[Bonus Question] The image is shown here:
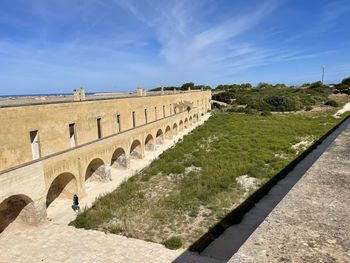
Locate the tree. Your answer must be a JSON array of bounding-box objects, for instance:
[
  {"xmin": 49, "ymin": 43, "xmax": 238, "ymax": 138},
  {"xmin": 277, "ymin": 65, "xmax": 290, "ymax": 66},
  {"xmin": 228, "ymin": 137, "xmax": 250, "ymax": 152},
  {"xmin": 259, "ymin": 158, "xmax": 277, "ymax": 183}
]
[
  {"xmin": 341, "ymin": 76, "xmax": 350, "ymax": 86},
  {"xmin": 180, "ymin": 82, "xmax": 195, "ymax": 90}
]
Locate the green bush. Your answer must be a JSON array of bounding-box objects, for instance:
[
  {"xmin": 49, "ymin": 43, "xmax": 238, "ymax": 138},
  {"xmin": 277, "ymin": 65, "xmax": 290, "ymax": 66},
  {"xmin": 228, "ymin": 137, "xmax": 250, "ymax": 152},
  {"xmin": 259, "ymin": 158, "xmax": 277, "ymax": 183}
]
[
  {"xmin": 212, "ymin": 92, "xmax": 235, "ymax": 103},
  {"xmin": 261, "ymin": 111, "xmax": 272, "ymax": 116},
  {"xmin": 71, "ymin": 213, "xmax": 96, "ymax": 229},
  {"xmin": 264, "ymin": 96, "xmax": 297, "ymax": 111},
  {"xmin": 109, "ymin": 225, "xmax": 124, "ymax": 234},
  {"xmin": 325, "ymin": 100, "xmax": 338, "ymax": 107},
  {"xmin": 163, "ymin": 236, "xmax": 183, "ymax": 250}
]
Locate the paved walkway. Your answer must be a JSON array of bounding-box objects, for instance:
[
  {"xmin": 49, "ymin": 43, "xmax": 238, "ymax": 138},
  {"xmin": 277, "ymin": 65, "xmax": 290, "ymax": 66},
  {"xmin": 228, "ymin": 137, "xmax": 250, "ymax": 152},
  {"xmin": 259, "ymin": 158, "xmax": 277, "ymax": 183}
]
[
  {"xmin": 0, "ymin": 113, "xmax": 222, "ymax": 263},
  {"xmin": 229, "ymin": 122, "xmax": 350, "ymax": 263},
  {"xmin": 0, "ymin": 224, "xmax": 221, "ymax": 263}
]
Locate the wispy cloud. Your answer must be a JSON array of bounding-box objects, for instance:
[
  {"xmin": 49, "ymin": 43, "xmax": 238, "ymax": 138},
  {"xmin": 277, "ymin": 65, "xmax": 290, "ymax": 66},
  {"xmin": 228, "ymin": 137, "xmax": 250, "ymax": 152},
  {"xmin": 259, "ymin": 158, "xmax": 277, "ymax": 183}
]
[{"xmin": 0, "ymin": 0, "xmax": 349, "ymax": 94}]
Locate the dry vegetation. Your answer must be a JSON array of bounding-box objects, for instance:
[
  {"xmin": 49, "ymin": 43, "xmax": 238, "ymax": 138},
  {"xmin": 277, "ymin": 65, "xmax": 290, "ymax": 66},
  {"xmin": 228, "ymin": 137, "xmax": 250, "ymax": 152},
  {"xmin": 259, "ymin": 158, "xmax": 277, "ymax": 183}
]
[{"xmin": 72, "ymin": 103, "xmax": 349, "ymax": 248}]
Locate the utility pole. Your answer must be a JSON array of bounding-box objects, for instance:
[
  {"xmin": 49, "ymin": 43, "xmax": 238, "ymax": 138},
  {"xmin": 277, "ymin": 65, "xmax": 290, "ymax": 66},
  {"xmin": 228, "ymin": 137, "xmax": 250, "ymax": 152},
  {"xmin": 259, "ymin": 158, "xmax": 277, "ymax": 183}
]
[{"xmin": 321, "ymin": 65, "xmax": 325, "ymax": 84}]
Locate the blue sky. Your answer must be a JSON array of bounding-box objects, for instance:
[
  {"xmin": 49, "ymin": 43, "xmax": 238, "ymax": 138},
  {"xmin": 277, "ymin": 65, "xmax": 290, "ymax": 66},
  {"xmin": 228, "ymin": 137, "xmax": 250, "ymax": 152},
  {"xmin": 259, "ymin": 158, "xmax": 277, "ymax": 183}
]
[{"xmin": 0, "ymin": 0, "xmax": 349, "ymax": 95}]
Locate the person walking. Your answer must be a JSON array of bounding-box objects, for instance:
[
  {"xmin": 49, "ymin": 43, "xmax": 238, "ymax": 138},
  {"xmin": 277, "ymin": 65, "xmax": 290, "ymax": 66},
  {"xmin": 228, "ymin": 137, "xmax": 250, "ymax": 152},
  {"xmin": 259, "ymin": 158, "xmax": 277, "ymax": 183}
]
[{"xmin": 73, "ymin": 194, "xmax": 79, "ymax": 212}]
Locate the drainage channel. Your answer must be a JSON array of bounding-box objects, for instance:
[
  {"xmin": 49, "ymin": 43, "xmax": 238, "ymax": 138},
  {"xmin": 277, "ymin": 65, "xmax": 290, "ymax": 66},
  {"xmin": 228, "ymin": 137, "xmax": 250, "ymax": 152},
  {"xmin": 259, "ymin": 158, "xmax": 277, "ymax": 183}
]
[{"xmin": 200, "ymin": 117, "xmax": 350, "ymax": 261}]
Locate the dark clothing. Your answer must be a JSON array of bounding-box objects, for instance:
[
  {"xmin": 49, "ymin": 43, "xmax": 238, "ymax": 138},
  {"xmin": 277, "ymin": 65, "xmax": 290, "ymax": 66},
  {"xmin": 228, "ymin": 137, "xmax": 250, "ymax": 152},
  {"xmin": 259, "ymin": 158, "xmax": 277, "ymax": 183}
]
[
  {"xmin": 73, "ymin": 195, "xmax": 79, "ymax": 206},
  {"xmin": 73, "ymin": 194, "xmax": 79, "ymax": 212}
]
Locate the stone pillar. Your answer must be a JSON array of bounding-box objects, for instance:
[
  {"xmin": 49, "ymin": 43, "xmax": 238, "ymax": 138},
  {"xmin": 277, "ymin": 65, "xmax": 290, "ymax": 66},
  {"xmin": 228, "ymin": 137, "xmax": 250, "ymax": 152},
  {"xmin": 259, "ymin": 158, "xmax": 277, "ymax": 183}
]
[
  {"xmin": 188, "ymin": 87, "xmax": 191, "ymax": 92},
  {"xmin": 143, "ymin": 89, "xmax": 147, "ymax": 96},
  {"xmin": 125, "ymin": 154, "xmax": 131, "ymax": 169},
  {"xmin": 79, "ymin": 87, "xmax": 86, "ymax": 101},
  {"xmin": 161, "ymin": 87, "xmax": 164, "ymax": 95},
  {"xmin": 137, "ymin": 87, "xmax": 143, "ymax": 96},
  {"xmin": 73, "ymin": 89, "xmax": 80, "ymax": 101},
  {"xmin": 173, "ymin": 88, "xmax": 176, "ymax": 94},
  {"xmin": 17, "ymin": 198, "xmax": 47, "ymax": 227},
  {"xmin": 33, "ymin": 199, "xmax": 47, "ymax": 225}
]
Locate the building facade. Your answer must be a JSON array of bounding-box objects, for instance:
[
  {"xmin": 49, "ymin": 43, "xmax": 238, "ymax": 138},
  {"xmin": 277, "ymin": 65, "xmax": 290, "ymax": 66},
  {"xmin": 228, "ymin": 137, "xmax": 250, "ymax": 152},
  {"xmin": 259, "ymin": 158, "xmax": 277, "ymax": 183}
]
[{"xmin": 0, "ymin": 90, "xmax": 211, "ymax": 232}]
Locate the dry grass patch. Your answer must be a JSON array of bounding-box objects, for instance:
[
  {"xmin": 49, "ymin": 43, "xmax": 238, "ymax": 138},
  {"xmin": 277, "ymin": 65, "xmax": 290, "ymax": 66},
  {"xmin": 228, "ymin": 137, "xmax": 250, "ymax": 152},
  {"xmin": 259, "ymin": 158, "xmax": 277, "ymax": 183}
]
[{"xmin": 72, "ymin": 109, "xmax": 347, "ymax": 247}]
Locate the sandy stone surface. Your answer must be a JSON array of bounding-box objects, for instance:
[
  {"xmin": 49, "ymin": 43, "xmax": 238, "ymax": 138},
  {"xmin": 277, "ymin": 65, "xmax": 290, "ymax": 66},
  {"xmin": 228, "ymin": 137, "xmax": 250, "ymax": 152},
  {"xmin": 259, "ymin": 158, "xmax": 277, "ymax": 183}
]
[
  {"xmin": 0, "ymin": 113, "xmax": 222, "ymax": 263},
  {"xmin": 229, "ymin": 123, "xmax": 350, "ymax": 263},
  {"xmin": 0, "ymin": 224, "xmax": 222, "ymax": 263}
]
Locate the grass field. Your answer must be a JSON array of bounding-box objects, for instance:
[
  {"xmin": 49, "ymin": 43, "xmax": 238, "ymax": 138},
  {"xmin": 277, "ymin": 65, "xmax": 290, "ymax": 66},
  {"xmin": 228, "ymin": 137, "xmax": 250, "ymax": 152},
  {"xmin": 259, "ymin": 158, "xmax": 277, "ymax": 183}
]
[{"xmin": 72, "ymin": 108, "xmax": 347, "ymax": 248}]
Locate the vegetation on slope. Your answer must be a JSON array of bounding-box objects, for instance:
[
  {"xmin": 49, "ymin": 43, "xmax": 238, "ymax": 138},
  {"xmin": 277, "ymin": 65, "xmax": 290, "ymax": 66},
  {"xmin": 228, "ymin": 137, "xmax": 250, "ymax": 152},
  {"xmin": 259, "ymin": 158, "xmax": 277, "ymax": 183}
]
[
  {"xmin": 71, "ymin": 106, "xmax": 348, "ymax": 247},
  {"xmin": 212, "ymin": 84, "xmax": 335, "ymax": 112}
]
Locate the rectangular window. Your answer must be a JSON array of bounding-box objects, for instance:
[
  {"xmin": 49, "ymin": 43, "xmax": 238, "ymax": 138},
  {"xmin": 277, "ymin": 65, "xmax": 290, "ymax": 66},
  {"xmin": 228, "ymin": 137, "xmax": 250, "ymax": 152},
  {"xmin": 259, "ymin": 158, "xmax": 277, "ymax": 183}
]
[
  {"xmin": 155, "ymin": 106, "xmax": 157, "ymax": 120},
  {"xmin": 30, "ymin": 130, "xmax": 41, "ymax": 160},
  {"xmin": 69, "ymin": 123, "xmax": 76, "ymax": 147},
  {"xmin": 163, "ymin": 105, "xmax": 165, "ymax": 118},
  {"xmin": 97, "ymin": 118, "xmax": 102, "ymax": 139},
  {"xmin": 144, "ymin": 109, "xmax": 148, "ymax": 124},
  {"xmin": 116, "ymin": 114, "xmax": 121, "ymax": 132},
  {"xmin": 132, "ymin": 111, "xmax": 136, "ymax": 128}
]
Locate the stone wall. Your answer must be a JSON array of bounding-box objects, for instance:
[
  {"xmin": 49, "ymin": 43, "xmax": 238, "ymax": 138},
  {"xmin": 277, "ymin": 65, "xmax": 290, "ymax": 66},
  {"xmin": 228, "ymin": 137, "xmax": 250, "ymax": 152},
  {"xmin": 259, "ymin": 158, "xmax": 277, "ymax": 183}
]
[{"xmin": 0, "ymin": 90, "xmax": 211, "ymax": 171}]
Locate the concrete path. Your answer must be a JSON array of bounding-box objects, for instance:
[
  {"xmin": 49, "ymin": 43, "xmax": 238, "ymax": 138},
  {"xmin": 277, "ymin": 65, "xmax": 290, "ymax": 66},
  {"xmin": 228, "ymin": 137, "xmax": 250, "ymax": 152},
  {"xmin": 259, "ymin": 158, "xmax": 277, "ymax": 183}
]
[
  {"xmin": 211, "ymin": 100, "xmax": 227, "ymax": 106},
  {"xmin": 0, "ymin": 223, "xmax": 222, "ymax": 263},
  {"xmin": 334, "ymin": 101, "xmax": 350, "ymax": 118},
  {"xmin": 228, "ymin": 122, "xmax": 350, "ymax": 262}
]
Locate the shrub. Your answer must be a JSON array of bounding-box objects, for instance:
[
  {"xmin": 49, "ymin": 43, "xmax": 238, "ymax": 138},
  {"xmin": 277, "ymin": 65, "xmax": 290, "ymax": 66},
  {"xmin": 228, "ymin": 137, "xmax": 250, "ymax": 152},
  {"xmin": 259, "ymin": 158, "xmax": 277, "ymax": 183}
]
[
  {"xmin": 305, "ymin": 105, "xmax": 313, "ymax": 111},
  {"xmin": 109, "ymin": 225, "xmax": 124, "ymax": 234},
  {"xmin": 71, "ymin": 213, "xmax": 95, "ymax": 229},
  {"xmin": 261, "ymin": 111, "xmax": 272, "ymax": 116},
  {"xmin": 244, "ymin": 108, "xmax": 258, "ymax": 115},
  {"xmin": 212, "ymin": 92, "xmax": 235, "ymax": 104},
  {"xmin": 264, "ymin": 96, "xmax": 297, "ymax": 111},
  {"xmin": 163, "ymin": 236, "xmax": 183, "ymax": 250},
  {"xmin": 325, "ymin": 100, "xmax": 338, "ymax": 107}
]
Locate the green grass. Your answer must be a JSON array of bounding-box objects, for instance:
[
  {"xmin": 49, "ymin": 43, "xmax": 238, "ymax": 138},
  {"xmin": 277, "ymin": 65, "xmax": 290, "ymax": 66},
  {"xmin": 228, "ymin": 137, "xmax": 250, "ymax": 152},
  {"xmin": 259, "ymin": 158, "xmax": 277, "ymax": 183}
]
[{"xmin": 71, "ymin": 108, "xmax": 347, "ymax": 246}]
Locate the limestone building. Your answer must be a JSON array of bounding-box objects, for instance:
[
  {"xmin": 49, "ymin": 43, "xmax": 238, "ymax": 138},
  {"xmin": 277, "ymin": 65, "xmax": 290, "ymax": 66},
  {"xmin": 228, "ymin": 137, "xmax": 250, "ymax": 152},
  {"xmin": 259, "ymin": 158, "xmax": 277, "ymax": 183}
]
[{"xmin": 0, "ymin": 89, "xmax": 211, "ymax": 233}]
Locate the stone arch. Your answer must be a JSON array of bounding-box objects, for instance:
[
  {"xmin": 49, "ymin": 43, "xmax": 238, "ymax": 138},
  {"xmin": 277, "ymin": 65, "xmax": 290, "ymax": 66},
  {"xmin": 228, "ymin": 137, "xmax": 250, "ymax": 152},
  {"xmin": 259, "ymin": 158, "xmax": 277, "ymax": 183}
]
[
  {"xmin": 165, "ymin": 125, "xmax": 172, "ymax": 139},
  {"xmin": 145, "ymin": 134, "xmax": 155, "ymax": 151},
  {"xmin": 46, "ymin": 172, "xmax": 77, "ymax": 208},
  {"xmin": 0, "ymin": 194, "xmax": 38, "ymax": 233},
  {"xmin": 184, "ymin": 118, "xmax": 189, "ymax": 128},
  {"xmin": 85, "ymin": 158, "xmax": 110, "ymax": 183},
  {"xmin": 156, "ymin": 129, "xmax": 164, "ymax": 144},
  {"xmin": 173, "ymin": 123, "xmax": 178, "ymax": 135},
  {"xmin": 130, "ymin": 139, "xmax": 142, "ymax": 159},
  {"xmin": 111, "ymin": 147, "xmax": 127, "ymax": 169},
  {"xmin": 189, "ymin": 116, "xmax": 193, "ymax": 126},
  {"xmin": 179, "ymin": 120, "xmax": 184, "ymax": 131},
  {"xmin": 193, "ymin": 114, "xmax": 196, "ymax": 123}
]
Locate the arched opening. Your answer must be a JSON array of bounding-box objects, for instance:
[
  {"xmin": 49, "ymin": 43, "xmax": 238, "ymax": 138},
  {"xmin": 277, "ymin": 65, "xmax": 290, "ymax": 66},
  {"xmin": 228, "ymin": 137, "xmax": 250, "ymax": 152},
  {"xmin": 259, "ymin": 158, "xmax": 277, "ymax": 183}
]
[
  {"xmin": 156, "ymin": 129, "xmax": 164, "ymax": 144},
  {"xmin": 85, "ymin": 158, "xmax": 108, "ymax": 182},
  {"xmin": 179, "ymin": 120, "xmax": 184, "ymax": 131},
  {"xmin": 184, "ymin": 118, "xmax": 189, "ymax": 129},
  {"xmin": 111, "ymin": 147, "xmax": 127, "ymax": 169},
  {"xmin": 145, "ymin": 134, "xmax": 154, "ymax": 151},
  {"xmin": 165, "ymin": 126, "xmax": 172, "ymax": 139},
  {"xmin": 130, "ymin": 140, "xmax": 142, "ymax": 159},
  {"xmin": 0, "ymin": 194, "xmax": 37, "ymax": 233},
  {"xmin": 189, "ymin": 116, "xmax": 193, "ymax": 126},
  {"xmin": 46, "ymin": 173, "xmax": 77, "ymax": 208},
  {"xmin": 196, "ymin": 114, "xmax": 199, "ymax": 121},
  {"xmin": 193, "ymin": 115, "xmax": 196, "ymax": 123},
  {"xmin": 173, "ymin": 123, "xmax": 178, "ymax": 135}
]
